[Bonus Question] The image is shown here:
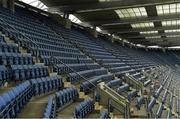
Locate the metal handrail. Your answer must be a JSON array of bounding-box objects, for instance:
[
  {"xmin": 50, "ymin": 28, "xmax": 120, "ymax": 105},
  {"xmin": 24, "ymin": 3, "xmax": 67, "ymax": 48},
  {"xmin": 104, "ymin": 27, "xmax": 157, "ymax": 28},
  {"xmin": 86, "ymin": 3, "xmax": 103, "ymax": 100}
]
[
  {"xmin": 0, "ymin": 17, "xmax": 39, "ymax": 57},
  {"xmin": 50, "ymin": 56, "xmax": 97, "ymax": 91}
]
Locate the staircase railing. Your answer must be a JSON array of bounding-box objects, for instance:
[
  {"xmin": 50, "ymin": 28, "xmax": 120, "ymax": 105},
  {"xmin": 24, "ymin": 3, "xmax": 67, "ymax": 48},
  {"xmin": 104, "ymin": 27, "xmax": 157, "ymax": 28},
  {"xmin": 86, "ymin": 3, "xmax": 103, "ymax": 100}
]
[
  {"xmin": 0, "ymin": 17, "xmax": 39, "ymax": 59},
  {"xmin": 97, "ymin": 82, "xmax": 130, "ymax": 118}
]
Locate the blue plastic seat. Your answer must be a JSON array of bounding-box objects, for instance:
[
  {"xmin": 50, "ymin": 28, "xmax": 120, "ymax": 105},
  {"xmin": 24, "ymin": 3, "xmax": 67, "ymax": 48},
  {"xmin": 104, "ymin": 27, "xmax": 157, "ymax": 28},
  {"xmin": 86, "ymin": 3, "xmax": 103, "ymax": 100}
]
[{"xmin": 74, "ymin": 98, "xmax": 94, "ymax": 118}]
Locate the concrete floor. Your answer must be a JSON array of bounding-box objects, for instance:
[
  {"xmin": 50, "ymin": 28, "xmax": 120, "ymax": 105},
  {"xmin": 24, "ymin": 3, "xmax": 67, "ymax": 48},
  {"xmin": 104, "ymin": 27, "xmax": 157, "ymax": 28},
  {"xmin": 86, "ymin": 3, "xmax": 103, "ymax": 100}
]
[
  {"xmin": 58, "ymin": 101, "xmax": 81, "ymax": 119},
  {"xmin": 0, "ymin": 82, "xmax": 19, "ymax": 95},
  {"xmin": 18, "ymin": 91, "xmax": 55, "ymax": 118},
  {"xmin": 87, "ymin": 110, "xmax": 100, "ymax": 118}
]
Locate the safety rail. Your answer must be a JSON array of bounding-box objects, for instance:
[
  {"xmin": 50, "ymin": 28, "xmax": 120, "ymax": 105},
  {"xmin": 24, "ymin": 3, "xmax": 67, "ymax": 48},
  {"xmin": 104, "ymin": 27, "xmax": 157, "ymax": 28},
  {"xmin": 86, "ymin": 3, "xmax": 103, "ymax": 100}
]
[
  {"xmin": 0, "ymin": 17, "xmax": 39, "ymax": 58},
  {"xmin": 39, "ymin": 22, "xmax": 98, "ymax": 93},
  {"xmin": 97, "ymin": 82, "xmax": 130, "ymax": 118}
]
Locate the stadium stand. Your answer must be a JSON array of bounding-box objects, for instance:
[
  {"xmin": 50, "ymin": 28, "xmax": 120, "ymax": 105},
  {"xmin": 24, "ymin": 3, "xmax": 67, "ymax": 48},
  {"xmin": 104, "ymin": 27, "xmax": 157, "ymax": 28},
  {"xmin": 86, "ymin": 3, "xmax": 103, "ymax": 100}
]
[{"xmin": 0, "ymin": 0, "xmax": 180, "ymax": 118}]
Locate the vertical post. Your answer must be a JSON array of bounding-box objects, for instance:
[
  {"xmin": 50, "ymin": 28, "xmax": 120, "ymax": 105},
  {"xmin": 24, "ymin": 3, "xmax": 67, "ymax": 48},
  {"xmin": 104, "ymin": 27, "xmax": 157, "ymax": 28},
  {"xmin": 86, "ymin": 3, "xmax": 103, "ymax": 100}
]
[
  {"xmin": 122, "ymin": 39, "xmax": 125, "ymax": 46},
  {"xmin": 63, "ymin": 13, "xmax": 69, "ymax": 19},
  {"xmin": 1, "ymin": 0, "xmax": 14, "ymax": 12},
  {"xmin": 110, "ymin": 34, "xmax": 114, "ymax": 43},
  {"xmin": 93, "ymin": 26, "xmax": 98, "ymax": 38},
  {"xmin": 162, "ymin": 47, "xmax": 166, "ymax": 53}
]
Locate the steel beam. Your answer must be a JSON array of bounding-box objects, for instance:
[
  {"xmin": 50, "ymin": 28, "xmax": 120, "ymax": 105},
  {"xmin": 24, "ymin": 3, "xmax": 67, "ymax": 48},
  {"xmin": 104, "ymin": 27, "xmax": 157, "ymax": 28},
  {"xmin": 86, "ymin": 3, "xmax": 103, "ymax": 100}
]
[
  {"xmin": 106, "ymin": 26, "xmax": 180, "ymax": 33},
  {"xmin": 47, "ymin": 0, "xmax": 180, "ymax": 13},
  {"xmin": 126, "ymin": 32, "xmax": 180, "ymax": 39},
  {"xmin": 85, "ymin": 15, "xmax": 180, "ymax": 26}
]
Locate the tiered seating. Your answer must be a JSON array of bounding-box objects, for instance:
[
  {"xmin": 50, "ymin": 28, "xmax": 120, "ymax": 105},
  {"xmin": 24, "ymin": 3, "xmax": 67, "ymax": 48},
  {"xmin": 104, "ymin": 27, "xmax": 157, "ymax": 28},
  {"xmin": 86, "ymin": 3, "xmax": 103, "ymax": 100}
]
[
  {"xmin": 67, "ymin": 68, "xmax": 107, "ymax": 83},
  {"xmin": 0, "ymin": 4, "xmax": 179, "ymax": 119},
  {"xmin": 55, "ymin": 63, "xmax": 100, "ymax": 74},
  {"xmin": 56, "ymin": 87, "xmax": 79, "ymax": 109},
  {"xmin": 30, "ymin": 76, "xmax": 63, "ymax": 95},
  {"xmin": 80, "ymin": 74, "xmax": 114, "ymax": 93},
  {"xmin": 43, "ymin": 96, "xmax": 57, "ymax": 118},
  {"xmin": 74, "ymin": 98, "xmax": 94, "ymax": 118},
  {"xmin": 0, "ymin": 34, "xmax": 41, "ymax": 84},
  {"xmin": 0, "ymin": 81, "xmax": 33, "ymax": 118},
  {"xmin": 41, "ymin": 56, "xmax": 93, "ymax": 65},
  {"xmin": 11, "ymin": 64, "xmax": 48, "ymax": 81},
  {"xmin": 51, "ymin": 26, "xmax": 154, "ymax": 86}
]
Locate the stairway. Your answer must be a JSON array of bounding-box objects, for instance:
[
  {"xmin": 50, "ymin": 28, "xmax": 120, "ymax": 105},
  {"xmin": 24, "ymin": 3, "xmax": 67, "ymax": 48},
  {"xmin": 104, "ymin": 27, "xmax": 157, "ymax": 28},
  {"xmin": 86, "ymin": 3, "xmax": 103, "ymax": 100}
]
[{"xmin": 18, "ymin": 91, "xmax": 55, "ymax": 118}]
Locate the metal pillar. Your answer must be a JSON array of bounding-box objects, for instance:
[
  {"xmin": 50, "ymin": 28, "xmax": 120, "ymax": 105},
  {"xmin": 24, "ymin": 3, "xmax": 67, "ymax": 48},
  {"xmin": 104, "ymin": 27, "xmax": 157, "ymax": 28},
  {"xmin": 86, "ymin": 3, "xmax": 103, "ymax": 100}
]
[{"xmin": 1, "ymin": 0, "xmax": 14, "ymax": 12}]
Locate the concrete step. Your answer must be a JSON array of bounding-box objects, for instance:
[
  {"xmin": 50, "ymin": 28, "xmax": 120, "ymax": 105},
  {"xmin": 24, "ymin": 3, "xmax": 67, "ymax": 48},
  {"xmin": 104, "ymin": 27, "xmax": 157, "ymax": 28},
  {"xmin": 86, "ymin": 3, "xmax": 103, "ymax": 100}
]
[
  {"xmin": 18, "ymin": 91, "xmax": 55, "ymax": 118},
  {"xmin": 33, "ymin": 57, "xmax": 41, "ymax": 64},
  {"xmin": 49, "ymin": 72, "xmax": 58, "ymax": 76},
  {"xmin": 95, "ymin": 102, "xmax": 104, "ymax": 111},
  {"xmin": 79, "ymin": 91, "xmax": 90, "ymax": 100},
  {"xmin": 58, "ymin": 101, "xmax": 81, "ymax": 119},
  {"xmin": 19, "ymin": 47, "xmax": 27, "ymax": 53},
  {"xmin": 87, "ymin": 110, "xmax": 100, "ymax": 118},
  {"xmin": 64, "ymin": 81, "xmax": 72, "ymax": 88},
  {"xmin": 4, "ymin": 36, "xmax": 14, "ymax": 43}
]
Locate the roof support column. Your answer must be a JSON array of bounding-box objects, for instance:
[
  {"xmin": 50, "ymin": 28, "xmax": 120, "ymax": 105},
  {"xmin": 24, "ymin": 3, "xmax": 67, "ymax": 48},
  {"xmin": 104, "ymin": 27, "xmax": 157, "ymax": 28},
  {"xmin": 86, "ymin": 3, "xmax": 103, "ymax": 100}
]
[
  {"xmin": 122, "ymin": 39, "xmax": 125, "ymax": 46},
  {"xmin": 162, "ymin": 47, "xmax": 166, "ymax": 53},
  {"xmin": 63, "ymin": 13, "xmax": 69, "ymax": 19},
  {"xmin": 85, "ymin": 26, "xmax": 97, "ymax": 38},
  {"xmin": 110, "ymin": 34, "xmax": 114, "ymax": 43},
  {"xmin": 0, "ymin": 0, "xmax": 15, "ymax": 12}
]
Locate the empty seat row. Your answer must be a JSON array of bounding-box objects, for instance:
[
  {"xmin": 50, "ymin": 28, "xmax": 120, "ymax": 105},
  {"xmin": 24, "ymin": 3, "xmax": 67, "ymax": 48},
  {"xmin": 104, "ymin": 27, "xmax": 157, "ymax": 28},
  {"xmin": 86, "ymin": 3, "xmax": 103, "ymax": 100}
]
[
  {"xmin": 0, "ymin": 52, "xmax": 33, "ymax": 65},
  {"xmin": 127, "ymin": 90, "xmax": 138, "ymax": 101},
  {"xmin": 67, "ymin": 69, "xmax": 107, "ymax": 83},
  {"xmin": 107, "ymin": 79, "xmax": 122, "ymax": 88},
  {"xmin": 55, "ymin": 63, "xmax": 100, "ymax": 74},
  {"xmin": 115, "ymin": 69, "xmax": 138, "ymax": 78},
  {"xmin": 38, "ymin": 42, "xmax": 79, "ymax": 53},
  {"xmin": 147, "ymin": 97, "xmax": 156, "ymax": 112},
  {"xmin": 0, "ymin": 35, "xmax": 5, "ymax": 42},
  {"xmin": 0, "ymin": 42, "xmax": 19, "ymax": 53},
  {"xmin": 117, "ymin": 84, "xmax": 129, "ymax": 93},
  {"xmin": 30, "ymin": 76, "xmax": 63, "ymax": 95},
  {"xmin": 40, "ymin": 56, "xmax": 92, "ymax": 65},
  {"xmin": 38, "ymin": 48, "xmax": 86, "ymax": 58},
  {"xmin": 96, "ymin": 59, "xmax": 121, "ymax": 63},
  {"xmin": 154, "ymin": 85, "xmax": 163, "ymax": 98},
  {"xmin": 43, "ymin": 96, "xmax": 57, "ymax": 119},
  {"xmin": 91, "ymin": 54, "xmax": 117, "ymax": 59},
  {"xmin": 144, "ymin": 79, "xmax": 151, "ymax": 86},
  {"xmin": 0, "ymin": 65, "xmax": 9, "ymax": 86},
  {"xmin": 156, "ymin": 103, "xmax": 163, "ymax": 118},
  {"xmin": 74, "ymin": 98, "xmax": 94, "ymax": 118},
  {"xmin": 162, "ymin": 89, "xmax": 168, "ymax": 104},
  {"xmin": 109, "ymin": 66, "xmax": 131, "ymax": 73},
  {"xmin": 80, "ymin": 74, "xmax": 114, "ymax": 93},
  {"xmin": 56, "ymin": 87, "xmax": 79, "ymax": 109},
  {"xmin": 0, "ymin": 81, "xmax": 33, "ymax": 118},
  {"xmin": 103, "ymin": 62, "xmax": 126, "ymax": 68},
  {"xmin": 11, "ymin": 64, "xmax": 48, "ymax": 81}
]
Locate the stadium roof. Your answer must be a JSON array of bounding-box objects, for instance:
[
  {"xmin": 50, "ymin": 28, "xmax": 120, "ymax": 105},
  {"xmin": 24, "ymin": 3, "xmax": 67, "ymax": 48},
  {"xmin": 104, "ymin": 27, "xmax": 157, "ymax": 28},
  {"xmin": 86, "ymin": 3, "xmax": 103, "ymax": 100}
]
[{"xmin": 23, "ymin": 0, "xmax": 180, "ymax": 47}]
